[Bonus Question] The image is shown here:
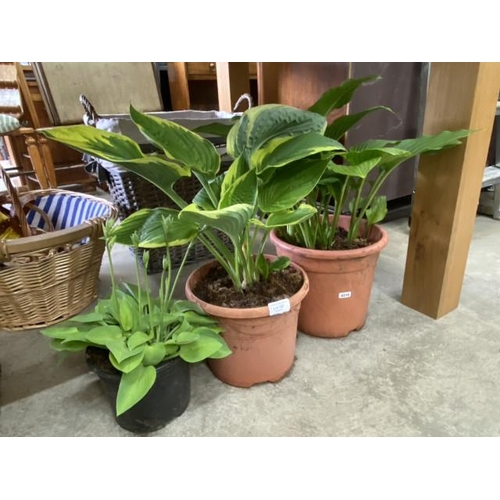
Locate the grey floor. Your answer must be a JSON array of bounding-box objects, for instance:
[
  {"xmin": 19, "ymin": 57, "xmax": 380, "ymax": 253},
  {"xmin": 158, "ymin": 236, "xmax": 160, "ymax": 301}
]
[{"xmin": 1, "ymin": 215, "xmax": 499, "ymax": 437}]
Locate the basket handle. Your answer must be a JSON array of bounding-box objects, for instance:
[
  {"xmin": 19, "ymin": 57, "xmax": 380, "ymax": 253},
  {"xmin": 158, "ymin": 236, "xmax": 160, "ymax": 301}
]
[
  {"xmin": 0, "ymin": 164, "xmax": 31, "ymax": 237},
  {"xmin": 233, "ymin": 93, "xmax": 253, "ymax": 112},
  {"xmin": 79, "ymin": 94, "xmax": 100, "ymax": 126}
]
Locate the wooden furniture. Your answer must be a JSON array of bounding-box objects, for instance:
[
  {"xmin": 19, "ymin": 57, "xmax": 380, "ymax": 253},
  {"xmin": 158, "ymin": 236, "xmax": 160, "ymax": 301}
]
[
  {"xmin": 1, "ymin": 63, "xmax": 92, "ymax": 190},
  {"xmin": 402, "ymin": 62, "xmax": 500, "ymax": 319},
  {"xmin": 167, "ymin": 62, "xmax": 257, "ymax": 111}
]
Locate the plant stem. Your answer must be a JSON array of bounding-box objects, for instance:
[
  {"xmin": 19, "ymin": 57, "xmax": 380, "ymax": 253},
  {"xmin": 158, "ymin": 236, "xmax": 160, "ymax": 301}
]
[
  {"xmin": 329, "ymin": 178, "xmax": 350, "ymax": 247},
  {"xmin": 348, "ymin": 176, "xmax": 367, "ymax": 241},
  {"xmin": 167, "ymin": 239, "xmax": 194, "ymax": 305}
]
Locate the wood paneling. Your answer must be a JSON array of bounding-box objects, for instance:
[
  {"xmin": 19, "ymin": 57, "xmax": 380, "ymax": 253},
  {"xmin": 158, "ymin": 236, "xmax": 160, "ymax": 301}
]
[
  {"xmin": 216, "ymin": 62, "xmax": 250, "ymax": 112},
  {"xmin": 401, "ymin": 62, "xmax": 500, "ymax": 319}
]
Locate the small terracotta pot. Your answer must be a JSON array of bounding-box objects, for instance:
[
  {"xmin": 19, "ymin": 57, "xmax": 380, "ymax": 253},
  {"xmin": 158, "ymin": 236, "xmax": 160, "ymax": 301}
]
[
  {"xmin": 270, "ymin": 215, "xmax": 388, "ymax": 338},
  {"xmin": 185, "ymin": 257, "xmax": 309, "ymax": 388}
]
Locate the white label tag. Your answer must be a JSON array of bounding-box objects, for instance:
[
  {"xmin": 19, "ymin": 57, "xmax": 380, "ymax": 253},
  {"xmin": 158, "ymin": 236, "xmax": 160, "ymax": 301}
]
[
  {"xmin": 338, "ymin": 291, "xmax": 351, "ymax": 299},
  {"xmin": 268, "ymin": 298, "xmax": 291, "ymax": 316}
]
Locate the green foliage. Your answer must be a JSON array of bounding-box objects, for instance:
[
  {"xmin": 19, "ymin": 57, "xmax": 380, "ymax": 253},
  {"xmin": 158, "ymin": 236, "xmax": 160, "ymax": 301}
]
[
  {"xmin": 42, "ymin": 103, "xmax": 345, "ymax": 292},
  {"xmin": 41, "ymin": 79, "xmax": 470, "ymax": 283},
  {"xmin": 40, "ymin": 217, "xmax": 229, "ymax": 416},
  {"xmin": 283, "ymin": 78, "xmax": 472, "ymax": 249}
]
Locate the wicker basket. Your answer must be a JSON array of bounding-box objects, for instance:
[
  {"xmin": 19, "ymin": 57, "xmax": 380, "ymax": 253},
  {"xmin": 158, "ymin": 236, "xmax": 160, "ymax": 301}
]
[{"xmin": 0, "ymin": 187, "xmax": 117, "ymax": 331}]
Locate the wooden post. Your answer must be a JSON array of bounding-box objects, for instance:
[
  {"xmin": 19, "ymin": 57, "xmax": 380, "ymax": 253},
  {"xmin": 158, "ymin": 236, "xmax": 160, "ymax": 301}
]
[
  {"xmin": 216, "ymin": 63, "xmax": 250, "ymax": 112},
  {"xmin": 401, "ymin": 62, "xmax": 500, "ymax": 319},
  {"xmin": 167, "ymin": 63, "xmax": 190, "ymax": 110}
]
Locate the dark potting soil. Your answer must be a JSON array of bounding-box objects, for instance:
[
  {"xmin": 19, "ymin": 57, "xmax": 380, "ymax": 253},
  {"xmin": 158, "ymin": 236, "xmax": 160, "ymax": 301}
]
[
  {"xmin": 329, "ymin": 227, "xmax": 370, "ymax": 250},
  {"xmin": 86, "ymin": 346, "xmax": 119, "ymax": 375},
  {"xmin": 193, "ymin": 265, "xmax": 303, "ymax": 308}
]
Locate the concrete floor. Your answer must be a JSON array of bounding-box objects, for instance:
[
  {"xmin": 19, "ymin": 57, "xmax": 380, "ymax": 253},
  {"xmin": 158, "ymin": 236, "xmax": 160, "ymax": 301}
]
[{"xmin": 1, "ymin": 215, "xmax": 500, "ymax": 436}]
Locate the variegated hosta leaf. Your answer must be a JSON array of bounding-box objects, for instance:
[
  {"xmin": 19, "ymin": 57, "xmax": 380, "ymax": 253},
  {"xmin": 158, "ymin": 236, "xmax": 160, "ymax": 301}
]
[
  {"xmin": 193, "ymin": 174, "xmax": 225, "ymax": 210},
  {"xmin": 253, "ymin": 133, "xmax": 345, "ymax": 174},
  {"xmin": 258, "ymin": 158, "xmax": 330, "ymax": 213},
  {"xmin": 41, "ymin": 125, "xmax": 189, "ymax": 200},
  {"xmin": 218, "ymin": 169, "xmax": 257, "ymax": 209},
  {"xmin": 130, "ymin": 105, "xmax": 221, "ymax": 179},
  {"xmin": 219, "ymin": 155, "xmax": 249, "ymax": 202},
  {"xmin": 227, "ymin": 104, "xmax": 327, "ymax": 159},
  {"xmin": 179, "ymin": 203, "xmax": 254, "ymax": 247}
]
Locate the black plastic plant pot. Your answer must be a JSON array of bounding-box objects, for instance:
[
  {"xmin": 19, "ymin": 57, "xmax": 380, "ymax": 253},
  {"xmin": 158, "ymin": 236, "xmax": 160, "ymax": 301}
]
[{"xmin": 85, "ymin": 346, "xmax": 190, "ymax": 434}]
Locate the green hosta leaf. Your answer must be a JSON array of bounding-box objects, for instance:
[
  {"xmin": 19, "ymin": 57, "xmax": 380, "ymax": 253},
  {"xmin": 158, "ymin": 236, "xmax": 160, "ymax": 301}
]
[
  {"xmin": 179, "ymin": 327, "xmax": 225, "ymax": 363},
  {"xmin": 256, "ymin": 254, "xmax": 270, "ymax": 281},
  {"xmin": 269, "ymin": 256, "xmax": 290, "ymax": 273},
  {"xmin": 193, "ymin": 173, "xmax": 225, "ymax": 210},
  {"xmin": 208, "ymin": 343, "xmax": 232, "ymax": 359},
  {"xmin": 116, "ymin": 364, "xmax": 156, "ymax": 416},
  {"xmin": 68, "ymin": 312, "xmax": 104, "ymax": 323},
  {"xmin": 127, "ymin": 331, "xmax": 151, "ymax": 350},
  {"xmin": 130, "ymin": 105, "xmax": 221, "ymax": 179},
  {"xmin": 106, "ymin": 338, "xmax": 140, "ymax": 364},
  {"xmin": 164, "ymin": 344, "xmax": 180, "ymax": 357},
  {"xmin": 350, "ymin": 139, "xmax": 394, "ymax": 152},
  {"xmin": 85, "ymin": 325, "xmax": 123, "ymax": 345},
  {"xmin": 365, "ymin": 196, "xmax": 388, "ymax": 226},
  {"xmin": 395, "ymin": 129, "xmax": 471, "ymax": 157},
  {"xmin": 179, "ymin": 330, "xmax": 225, "ymax": 363},
  {"xmin": 218, "ymin": 169, "xmax": 257, "ymax": 209},
  {"xmin": 116, "ymin": 293, "xmax": 138, "ymax": 332},
  {"xmin": 179, "ymin": 203, "xmax": 253, "ymax": 247},
  {"xmin": 193, "ymin": 123, "xmax": 234, "ymax": 138},
  {"xmin": 50, "ymin": 338, "xmax": 88, "ymax": 352},
  {"xmin": 255, "ymin": 133, "xmax": 345, "ymax": 174},
  {"xmin": 258, "ymin": 157, "xmax": 330, "ymax": 212},
  {"xmin": 329, "ymin": 157, "xmax": 382, "ymax": 179},
  {"xmin": 143, "ymin": 343, "xmax": 166, "ymax": 366},
  {"xmin": 264, "ymin": 204, "xmax": 317, "ymax": 228},
  {"xmin": 171, "ymin": 300, "xmax": 205, "ymax": 314},
  {"xmin": 41, "ymin": 325, "xmax": 80, "ymax": 339},
  {"xmin": 183, "ymin": 311, "xmax": 218, "ymax": 327},
  {"xmin": 325, "ymin": 106, "xmax": 393, "ymax": 140},
  {"xmin": 110, "ymin": 350, "xmax": 145, "ymax": 374},
  {"xmin": 173, "ymin": 330, "xmax": 201, "ymax": 345},
  {"xmin": 308, "ymin": 75, "xmax": 380, "ymax": 116},
  {"xmin": 61, "ymin": 331, "xmax": 89, "ymax": 343},
  {"xmin": 228, "ymin": 104, "xmax": 327, "ymax": 158}
]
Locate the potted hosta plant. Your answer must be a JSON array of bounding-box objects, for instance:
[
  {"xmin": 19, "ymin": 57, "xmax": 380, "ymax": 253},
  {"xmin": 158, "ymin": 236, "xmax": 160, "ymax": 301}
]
[
  {"xmin": 42, "ymin": 103, "xmax": 346, "ymax": 387},
  {"xmin": 40, "ymin": 216, "xmax": 230, "ymax": 433},
  {"xmin": 270, "ymin": 76, "xmax": 471, "ymax": 338}
]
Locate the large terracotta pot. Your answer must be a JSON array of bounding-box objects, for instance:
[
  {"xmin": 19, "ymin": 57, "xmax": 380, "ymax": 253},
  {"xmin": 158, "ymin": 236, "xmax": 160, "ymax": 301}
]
[
  {"xmin": 185, "ymin": 258, "xmax": 309, "ymax": 388},
  {"xmin": 270, "ymin": 215, "xmax": 388, "ymax": 338}
]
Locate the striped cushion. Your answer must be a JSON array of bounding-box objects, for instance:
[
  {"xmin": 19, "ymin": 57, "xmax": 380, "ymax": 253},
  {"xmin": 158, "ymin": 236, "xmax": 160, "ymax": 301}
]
[{"xmin": 26, "ymin": 194, "xmax": 111, "ymax": 231}]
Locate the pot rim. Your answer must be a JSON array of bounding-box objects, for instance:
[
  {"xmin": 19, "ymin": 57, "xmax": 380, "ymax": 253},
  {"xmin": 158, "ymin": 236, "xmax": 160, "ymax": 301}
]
[
  {"xmin": 185, "ymin": 256, "xmax": 309, "ymax": 319},
  {"xmin": 270, "ymin": 216, "xmax": 389, "ymax": 261}
]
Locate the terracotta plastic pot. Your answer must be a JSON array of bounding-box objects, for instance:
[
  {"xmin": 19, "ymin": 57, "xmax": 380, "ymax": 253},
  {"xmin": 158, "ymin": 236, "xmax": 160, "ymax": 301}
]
[
  {"xmin": 270, "ymin": 215, "xmax": 388, "ymax": 338},
  {"xmin": 185, "ymin": 258, "xmax": 309, "ymax": 388}
]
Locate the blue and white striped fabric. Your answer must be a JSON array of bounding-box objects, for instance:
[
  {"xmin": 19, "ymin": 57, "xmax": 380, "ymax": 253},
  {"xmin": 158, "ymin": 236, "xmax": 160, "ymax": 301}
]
[{"xmin": 26, "ymin": 194, "xmax": 110, "ymax": 231}]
